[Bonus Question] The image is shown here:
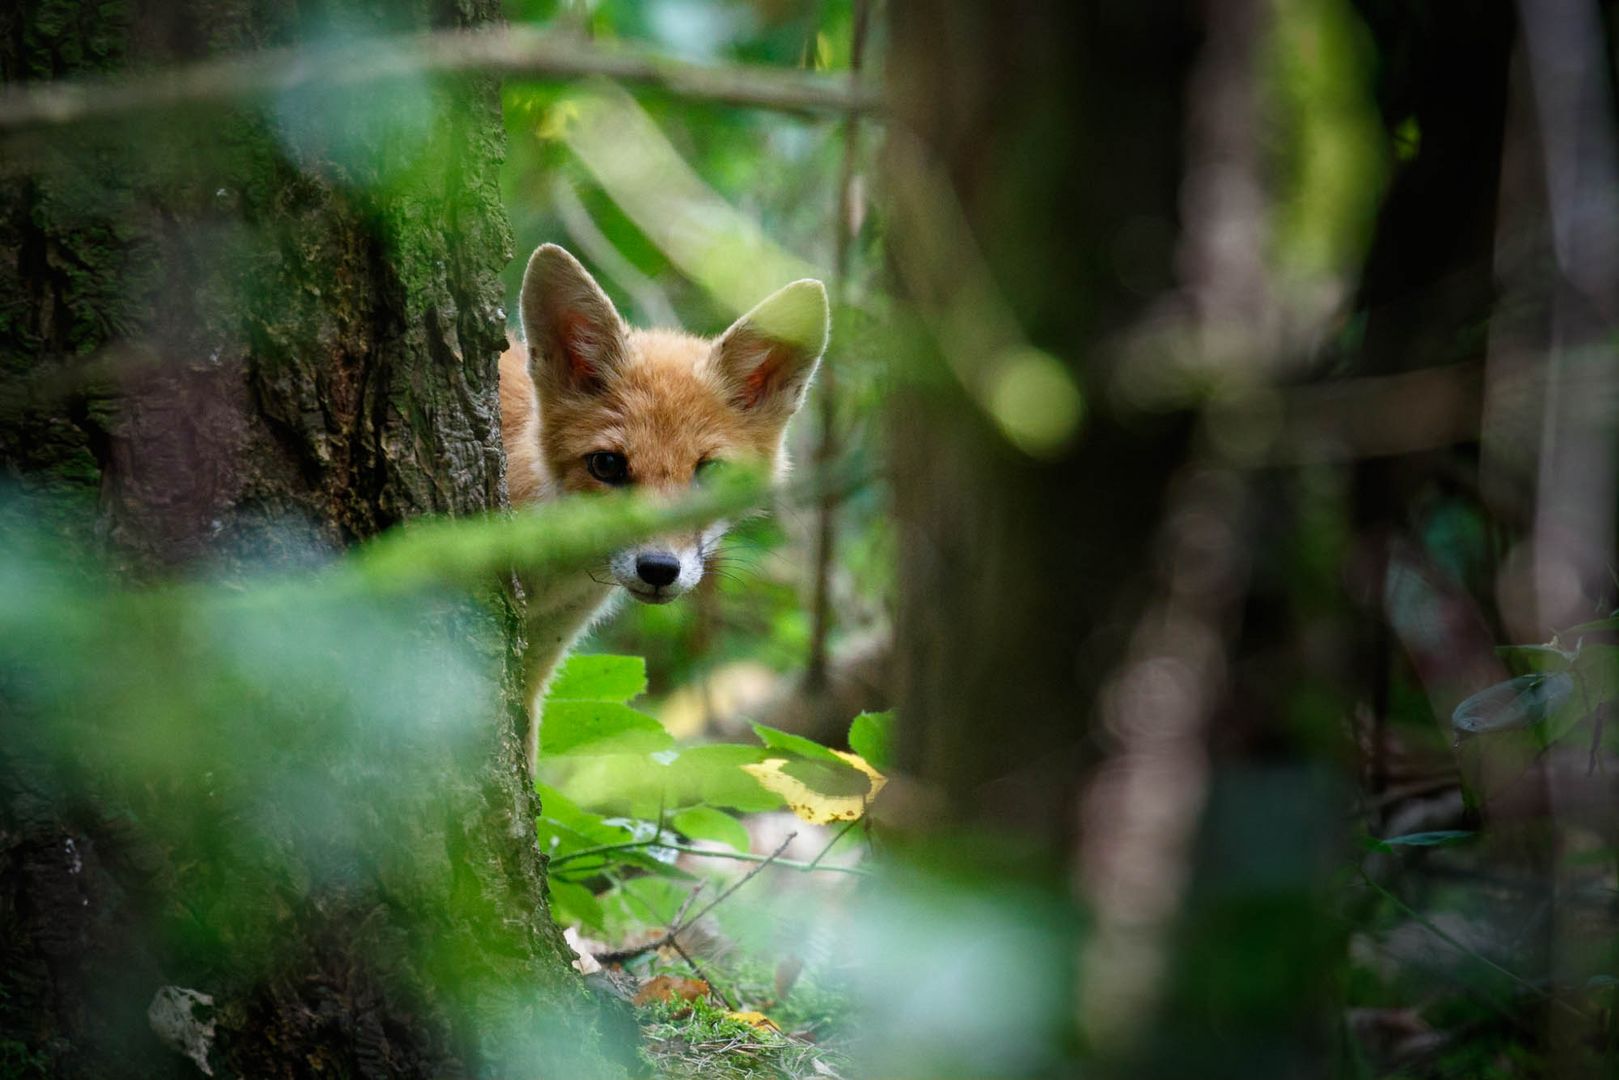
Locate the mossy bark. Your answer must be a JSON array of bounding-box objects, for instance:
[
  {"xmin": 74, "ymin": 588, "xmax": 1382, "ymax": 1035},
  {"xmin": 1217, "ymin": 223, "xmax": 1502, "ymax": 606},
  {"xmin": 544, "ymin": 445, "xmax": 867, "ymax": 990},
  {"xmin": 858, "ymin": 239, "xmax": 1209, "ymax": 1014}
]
[{"xmin": 0, "ymin": 2, "xmax": 623, "ymax": 1076}]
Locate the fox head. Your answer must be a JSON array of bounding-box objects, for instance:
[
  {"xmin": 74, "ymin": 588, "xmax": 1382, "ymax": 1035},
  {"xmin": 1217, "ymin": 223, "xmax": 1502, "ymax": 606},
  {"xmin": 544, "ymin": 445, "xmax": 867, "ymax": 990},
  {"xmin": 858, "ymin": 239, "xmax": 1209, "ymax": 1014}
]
[{"xmin": 517, "ymin": 243, "xmax": 828, "ymax": 604}]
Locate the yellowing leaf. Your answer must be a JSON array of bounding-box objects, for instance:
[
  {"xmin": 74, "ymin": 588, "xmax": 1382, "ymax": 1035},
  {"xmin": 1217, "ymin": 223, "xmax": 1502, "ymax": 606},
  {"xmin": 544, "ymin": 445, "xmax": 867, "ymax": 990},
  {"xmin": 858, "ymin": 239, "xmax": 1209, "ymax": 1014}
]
[
  {"xmin": 740, "ymin": 751, "xmax": 886, "ymax": 824},
  {"xmin": 726, "ymin": 1010, "xmax": 780, "ymax": 1032},
  {"xmin": 537, "ymin": 100, "xmax": 581, "ymax": 141}
]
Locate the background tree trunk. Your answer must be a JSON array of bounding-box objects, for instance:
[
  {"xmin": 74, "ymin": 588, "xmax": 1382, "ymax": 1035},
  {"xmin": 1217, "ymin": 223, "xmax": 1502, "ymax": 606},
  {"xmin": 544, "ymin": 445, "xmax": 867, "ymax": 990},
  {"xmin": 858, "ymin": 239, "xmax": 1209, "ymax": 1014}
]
[
  {"xmin": 884, "ymin": 0, "xmax": 1197, "ymax": 854},
  {"xmin": 0, "ymin": 3, "xmax": 621, "ymax": 1076},
  {"xmin": 884, "ymin": 3, "xmax": 1349, "ymax": 1074}
]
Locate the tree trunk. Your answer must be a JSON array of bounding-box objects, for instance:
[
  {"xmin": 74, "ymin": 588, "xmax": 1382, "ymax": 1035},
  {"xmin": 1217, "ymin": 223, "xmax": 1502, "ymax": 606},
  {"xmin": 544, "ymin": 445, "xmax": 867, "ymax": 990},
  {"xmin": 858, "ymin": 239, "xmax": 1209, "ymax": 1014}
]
[
  {"xmin": 884, "ymin": 3, "xmax": 1349, "ymax": 1075},
  {"xmin": 884, "ymin": 0, "xmax": 1197, "ymax": 871},
  {"xmin": 0, "ymin": 3, "xmax": 622, "ymax": 1076}
]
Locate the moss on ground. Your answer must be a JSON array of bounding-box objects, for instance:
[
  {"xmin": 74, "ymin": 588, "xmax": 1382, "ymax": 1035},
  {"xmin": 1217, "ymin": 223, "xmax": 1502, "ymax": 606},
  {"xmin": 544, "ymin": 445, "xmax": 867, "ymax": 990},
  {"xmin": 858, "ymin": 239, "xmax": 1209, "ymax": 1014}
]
[{"xmin": 638, "ymin": 997, "xmax": 849, "ymax": 1080}]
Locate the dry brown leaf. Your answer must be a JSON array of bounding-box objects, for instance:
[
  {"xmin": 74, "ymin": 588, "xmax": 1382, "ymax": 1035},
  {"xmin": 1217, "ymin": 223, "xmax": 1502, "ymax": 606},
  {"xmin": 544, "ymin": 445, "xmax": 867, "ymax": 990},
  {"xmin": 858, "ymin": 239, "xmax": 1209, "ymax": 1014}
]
[{"xmin": 633, "ymin": 974, "xmax": 710, "ymax": 1007}]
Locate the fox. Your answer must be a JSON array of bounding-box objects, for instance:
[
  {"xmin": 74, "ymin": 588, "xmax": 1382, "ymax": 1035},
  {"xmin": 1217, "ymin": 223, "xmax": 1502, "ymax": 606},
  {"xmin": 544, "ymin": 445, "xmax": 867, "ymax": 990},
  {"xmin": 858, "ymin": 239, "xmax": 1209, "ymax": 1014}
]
[{"xmin": 499, "ymin": 243, "xmax": 829, "ymax": 773}]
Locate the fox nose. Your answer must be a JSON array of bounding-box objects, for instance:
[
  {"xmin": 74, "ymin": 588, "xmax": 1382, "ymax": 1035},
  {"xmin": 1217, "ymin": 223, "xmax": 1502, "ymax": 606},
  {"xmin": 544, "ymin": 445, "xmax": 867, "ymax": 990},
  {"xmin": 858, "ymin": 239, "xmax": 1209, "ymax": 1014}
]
[{"xmin": 635, "ymin": 553, "xmax": 681, "ymax": 588}]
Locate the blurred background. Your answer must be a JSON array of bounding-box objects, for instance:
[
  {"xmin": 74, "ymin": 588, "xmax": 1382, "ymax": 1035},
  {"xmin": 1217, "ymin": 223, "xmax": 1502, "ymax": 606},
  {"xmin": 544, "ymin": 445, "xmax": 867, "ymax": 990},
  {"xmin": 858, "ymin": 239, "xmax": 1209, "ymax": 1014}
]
[{"xmin": 3, "ymin": 0, "xmax": 1619, "ymax": 1077}]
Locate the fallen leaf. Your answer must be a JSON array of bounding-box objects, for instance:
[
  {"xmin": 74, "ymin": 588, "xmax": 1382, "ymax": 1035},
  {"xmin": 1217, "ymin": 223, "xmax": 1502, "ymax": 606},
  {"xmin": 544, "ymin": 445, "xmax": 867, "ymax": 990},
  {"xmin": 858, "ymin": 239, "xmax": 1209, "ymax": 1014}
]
[
  {"xmin": 634, "ymin": 974, "xmax": 710, "ymax": 1007},
  {"xmin": 741, "ymin": 751, "xmax": 886, "ymax": 824},
  {"xmin": 726, "ymin": 1010, "xmax": 781, "ymax": 1032}
]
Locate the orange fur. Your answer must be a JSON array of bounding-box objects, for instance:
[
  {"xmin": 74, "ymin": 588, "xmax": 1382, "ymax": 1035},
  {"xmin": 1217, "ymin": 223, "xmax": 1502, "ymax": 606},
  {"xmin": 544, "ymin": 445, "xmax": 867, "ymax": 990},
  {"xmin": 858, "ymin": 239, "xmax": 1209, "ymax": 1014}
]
[{"xmin": 502, "ymin": 244, "xmax": 827, "ymax": 772}]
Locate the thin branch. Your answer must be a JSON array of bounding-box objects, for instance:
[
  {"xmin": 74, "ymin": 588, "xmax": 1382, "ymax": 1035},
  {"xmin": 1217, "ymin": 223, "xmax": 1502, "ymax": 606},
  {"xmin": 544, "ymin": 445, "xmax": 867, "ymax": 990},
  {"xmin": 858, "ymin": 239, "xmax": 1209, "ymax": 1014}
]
[
  {"xmin": 803, "ymin": 816, "xmax": 861, "ymax": 872},
  {"xmin": 669, "ymin": 937, "xmax": 736, "ymax": 1011},
  {"xmin": 554, "ymin": 835, "xmax": 870, "ymax": 878},
  {"xmin": 593, "ymin": 833, "xmax": 798, "ymax": 964},
  {"xmin": 0, "ymin": 24, "xmax": 882, "ymax": 134}
]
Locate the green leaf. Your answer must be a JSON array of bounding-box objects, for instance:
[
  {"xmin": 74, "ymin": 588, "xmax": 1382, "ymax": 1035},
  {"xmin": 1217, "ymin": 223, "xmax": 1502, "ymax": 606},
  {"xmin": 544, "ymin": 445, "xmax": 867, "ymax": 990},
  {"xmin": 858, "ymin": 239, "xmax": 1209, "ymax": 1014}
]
[
  {"xmin": 601, "ymin": 877, "xmax": 690, "ymax": 939},
  {"xmin": 542, "ymin": 701, "xmax": 674, "ymax": 757},
  {"xmin": 848, "ymin": 711, "xmax": 894, "ymax": 771},
  {"xmin": 676, "ymin": 744, "xmax": 783, "ymax": 813},
  {"xmin": 672, "ymin": 805, "xmax": 750, "ymax": 852},
  {"xmin": 548, "ymin": 879, "xmax": 605, "ymax": 932},
  {"xmin": 536, "ymin": 783, "xmax": 634, "ymax": 858},
  {"xmin": 779, "ymin": 757, "xmax": 873, "ymax": 798},
  {"xmin": 548, "ymin": 654, "xmax": 647, "ymax": 703},
  {"xmin": 1368, "ymin": 830, "xmax": 1476, "ymax": 852},
  {"xmin": 752, "ymin": 721, "xmax": 845, "ymax": 764}
]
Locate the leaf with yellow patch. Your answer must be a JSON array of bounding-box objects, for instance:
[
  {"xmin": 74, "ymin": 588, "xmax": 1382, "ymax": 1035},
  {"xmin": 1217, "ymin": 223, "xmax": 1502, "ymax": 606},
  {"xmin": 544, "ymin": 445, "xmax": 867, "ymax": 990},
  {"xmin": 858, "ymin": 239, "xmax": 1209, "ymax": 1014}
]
[{"xmin": 740, "ymin": 751, "xmax": 885, "ymax": 824}]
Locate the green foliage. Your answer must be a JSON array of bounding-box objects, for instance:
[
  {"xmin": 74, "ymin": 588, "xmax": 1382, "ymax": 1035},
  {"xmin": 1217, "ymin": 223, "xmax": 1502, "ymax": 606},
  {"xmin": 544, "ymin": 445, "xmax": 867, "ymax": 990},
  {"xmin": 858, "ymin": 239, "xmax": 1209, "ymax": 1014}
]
[
  {"xmin": 1454, "ymin": 629, "xmax": 1619, "ymax": 748},
  {"xmin": 847, "ymin": 710, "xmax": 893, "ymax": 771},
  {"xmin": 1263, "ymin": 0, "xmax": 1388, "ymax": 282},
  {"xmin": 543, "ymin": 701, "xmax": 676, "ymax": 757},
  {"xmin": 549, "ymin": 653, "xmax": 648, "ymax": 701},
  {"xmin": 639, "ymin": 996, "xmax": 840, "ymax": 1080},
  {"xmin": 671, "ymin": 805, "xmax": 751, "ymax": 852},
  {"xmin": 751, "ymin": 721, "xmax": 848, "ymax": 764}
]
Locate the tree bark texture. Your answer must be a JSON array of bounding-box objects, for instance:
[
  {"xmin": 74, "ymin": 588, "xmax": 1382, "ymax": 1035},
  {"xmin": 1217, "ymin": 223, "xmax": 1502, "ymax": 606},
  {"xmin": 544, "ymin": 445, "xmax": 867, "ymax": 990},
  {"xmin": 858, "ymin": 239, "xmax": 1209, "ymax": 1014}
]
[{"xmin": 0, "ymin": 2, "xmax": 621, "ymax": 1076}]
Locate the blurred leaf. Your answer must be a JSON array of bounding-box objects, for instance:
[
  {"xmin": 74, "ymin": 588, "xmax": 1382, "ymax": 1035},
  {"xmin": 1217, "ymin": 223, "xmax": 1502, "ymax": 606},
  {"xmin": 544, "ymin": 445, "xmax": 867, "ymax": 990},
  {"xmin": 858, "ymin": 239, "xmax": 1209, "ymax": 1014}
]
[
  {"xmin": 602, "ymin": 876, "xmax": 690, "ymax": 939},
  {"xmin": 847, "ymin": 711, "xmax": 894, "ymax": 771},
  {"xmin": 1451, "ymin": 674, "xmax": 1574, "ymax": 735},
  {"xmin": 548, "ymin": 879, "xmax": 606, "ymax": 933},
  {"xmin": 752, "ymin": 721, "xmax": 846, "ymax": 764},
  {"xmin": 1366, "ymin": 830, "xmax": 1476, "ymax": 852},
  {"xmin": 1566, "ymin": 616, "xmax": 1619, "ymax": 636},
  {"xmin": 542, "ymin": 701, "xmax": 674, "ymax": 757},
  {"xmin": 1493, "ymin": 644, "xmax": 1576, "ymax": 674},
  {"xmin": 672, "ymin": 805, "xmax": 749, "ymax": 852},
  {"xmin": 549, "ymin": 654, "xmax": 647, "ymax": 703},
  {"xmin": 676, "ymin": 744, "xmax": 784, "ymax": 812},
  {"xmin": 536, "ymin": 782, "xmax": 635, "ymax": 860},
  {"xmin": 635, "ymin": 975, "xmax": 710, "ymax": 1007}
]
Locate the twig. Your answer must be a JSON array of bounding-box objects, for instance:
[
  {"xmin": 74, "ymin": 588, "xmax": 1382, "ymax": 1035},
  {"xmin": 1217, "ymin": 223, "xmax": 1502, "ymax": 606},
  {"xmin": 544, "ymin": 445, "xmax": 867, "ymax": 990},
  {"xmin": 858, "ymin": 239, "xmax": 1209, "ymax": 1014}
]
[
  {"xmin": 669, "ymin": 937, "xmax": 736, "ymax": 1011},
  {"xmin": 803, "ymin": 816, "xmax": 861, "ymax": 872},
  {"xmin": 0, "ymin": 24, "xmax": 883, "ymax": 134},
  {"xmin": 551, "ymin": 836, "xmax": 870, "ymax": 876},
  {"xmin": 593, "ymin": 833, "xmax": 797, "ymax": 963}
]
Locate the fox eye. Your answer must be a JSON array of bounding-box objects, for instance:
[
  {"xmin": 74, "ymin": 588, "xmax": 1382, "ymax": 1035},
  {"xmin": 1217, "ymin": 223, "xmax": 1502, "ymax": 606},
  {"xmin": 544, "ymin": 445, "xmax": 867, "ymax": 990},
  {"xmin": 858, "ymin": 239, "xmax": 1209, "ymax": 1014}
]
[{"xmin": 585, "ymin": 451, "xmax": 629, "ymax": 485}]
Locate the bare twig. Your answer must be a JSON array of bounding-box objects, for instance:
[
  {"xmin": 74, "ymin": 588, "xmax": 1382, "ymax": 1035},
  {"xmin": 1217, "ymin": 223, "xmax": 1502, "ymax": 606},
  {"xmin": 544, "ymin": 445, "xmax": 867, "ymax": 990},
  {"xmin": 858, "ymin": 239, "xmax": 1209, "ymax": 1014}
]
[
  {"xmin": 550, "ymin": 835, "xmax": 869, "ymax": 877},
  {"xmin": 0, "ymin": 24, "xmax": 882, "ymax": 134},
  {"xmin": 803, "ymin": 816, "xmax": 861, "ymax": 873},
  {"xmin": 669, "ymin": 937, "xmax": 736, "ymax": 1011},
  {"xmin": 593, "ymin": 833, "xmax": 797, "ymax": 964}
]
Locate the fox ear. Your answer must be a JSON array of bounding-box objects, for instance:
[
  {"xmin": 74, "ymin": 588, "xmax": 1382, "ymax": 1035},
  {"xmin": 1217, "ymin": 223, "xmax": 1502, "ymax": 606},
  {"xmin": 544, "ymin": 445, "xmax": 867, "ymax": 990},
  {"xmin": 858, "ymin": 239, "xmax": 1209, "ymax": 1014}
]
[
  {"xmin": 520, "ymin": 244, "xmax": 626, "ymax": 397},
  {"xmin": 711, "ymin": 279, "xmax": 829, "ymax": 419}
]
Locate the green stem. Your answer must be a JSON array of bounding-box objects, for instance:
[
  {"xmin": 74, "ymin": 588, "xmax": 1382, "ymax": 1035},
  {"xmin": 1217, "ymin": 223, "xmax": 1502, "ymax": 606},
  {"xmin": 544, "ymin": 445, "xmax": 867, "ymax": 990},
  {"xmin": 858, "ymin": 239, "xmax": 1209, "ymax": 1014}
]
[{"xmin": 550, "ymin": 836, "xmax": 870, "ymax": 877}]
